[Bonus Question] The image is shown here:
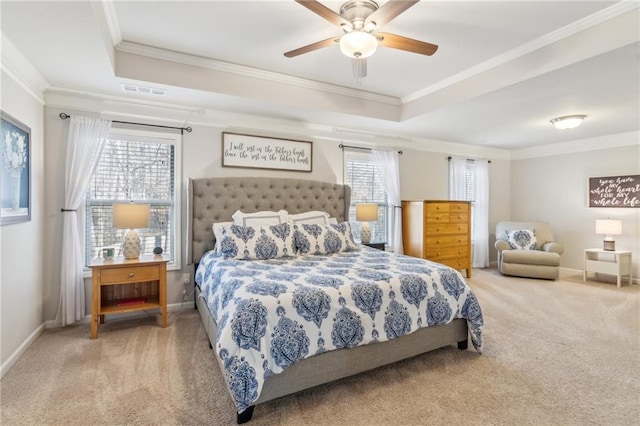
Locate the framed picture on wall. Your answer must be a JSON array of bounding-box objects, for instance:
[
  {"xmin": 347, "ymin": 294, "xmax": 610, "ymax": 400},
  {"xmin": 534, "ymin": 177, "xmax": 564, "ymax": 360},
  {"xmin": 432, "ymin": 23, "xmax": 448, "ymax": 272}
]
[
  {"xmin": 222, "ymin": 132, "xmax": 312, "ymax": 172},
  {"xmin": 1, "ymin": 111, "xmax": 31, "ymax": 225}
]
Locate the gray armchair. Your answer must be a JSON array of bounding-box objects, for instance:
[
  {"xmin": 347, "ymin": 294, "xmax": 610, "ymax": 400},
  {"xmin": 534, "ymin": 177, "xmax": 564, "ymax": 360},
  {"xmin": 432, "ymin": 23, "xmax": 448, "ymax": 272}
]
[{"xmin": 495, "ymin": 221, "xmax": 564, "ymax": 280}]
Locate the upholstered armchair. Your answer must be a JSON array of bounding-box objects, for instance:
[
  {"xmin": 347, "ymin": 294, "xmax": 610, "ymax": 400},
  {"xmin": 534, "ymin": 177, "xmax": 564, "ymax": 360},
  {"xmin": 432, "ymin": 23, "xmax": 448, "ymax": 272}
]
[{"xmin": 495, "ymin": 221, "xmax": 564, "ymax": 280}]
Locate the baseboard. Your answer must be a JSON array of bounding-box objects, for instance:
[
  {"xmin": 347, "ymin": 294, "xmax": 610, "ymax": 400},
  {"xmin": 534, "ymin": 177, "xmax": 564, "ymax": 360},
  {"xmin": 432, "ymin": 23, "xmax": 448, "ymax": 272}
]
[{"xmin": 0, "ymin": 322, "xmax": 45, "ymax": 379}]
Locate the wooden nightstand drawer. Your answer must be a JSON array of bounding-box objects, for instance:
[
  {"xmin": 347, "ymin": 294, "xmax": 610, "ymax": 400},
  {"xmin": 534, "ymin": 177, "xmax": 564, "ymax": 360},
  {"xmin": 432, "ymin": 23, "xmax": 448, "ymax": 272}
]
[{"xmin": 100, "ymin": 265, "xmax": 160, "ymax": 284}]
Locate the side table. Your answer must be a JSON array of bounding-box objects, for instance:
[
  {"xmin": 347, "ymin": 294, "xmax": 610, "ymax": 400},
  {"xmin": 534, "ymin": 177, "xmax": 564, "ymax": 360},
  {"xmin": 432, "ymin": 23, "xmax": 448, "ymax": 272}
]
[
  {"xmin": 89, "ymin": 256, "xmax": 168, "ymax": 338},
  {"xmin": 583, "ymin": 248, "xmax": 632, "ymax": 288}
]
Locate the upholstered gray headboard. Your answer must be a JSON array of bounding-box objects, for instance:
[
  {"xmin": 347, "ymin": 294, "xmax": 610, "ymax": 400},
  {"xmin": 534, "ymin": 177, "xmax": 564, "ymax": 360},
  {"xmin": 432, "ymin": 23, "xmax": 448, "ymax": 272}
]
[{"xmin": 188, "ymin": 177, "xmax": 351, "ymax": 264}]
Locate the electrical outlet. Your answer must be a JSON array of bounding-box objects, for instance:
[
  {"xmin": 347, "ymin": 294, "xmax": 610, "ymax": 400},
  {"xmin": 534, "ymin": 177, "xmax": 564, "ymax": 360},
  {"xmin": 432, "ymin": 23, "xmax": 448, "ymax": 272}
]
[{"xmin": 182, "ymin": 273, "xmax": 190, "ymax": 285}]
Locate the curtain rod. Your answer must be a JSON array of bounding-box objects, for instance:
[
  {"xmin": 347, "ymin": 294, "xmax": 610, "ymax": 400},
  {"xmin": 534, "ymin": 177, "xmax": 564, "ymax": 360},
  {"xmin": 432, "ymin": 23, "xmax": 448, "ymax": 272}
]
[
  {"xmin": 339, "ymin": 143, "xmax": 403, "ymax": 155},
  {"xmin": 59, "ymin": 113, "xmax": 192, "ymax": 134},
  {"xmin": 447, "ymin": 156, "xmax": 491, "ymax": 163}
]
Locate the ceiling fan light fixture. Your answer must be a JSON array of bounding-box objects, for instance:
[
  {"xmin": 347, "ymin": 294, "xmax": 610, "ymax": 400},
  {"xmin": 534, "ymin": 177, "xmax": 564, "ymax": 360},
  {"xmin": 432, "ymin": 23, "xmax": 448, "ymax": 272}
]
[
  {"xmin": 550, "ymin": 114, "xmax": 587, "ymax": 130},
  {"xmin": 340, "ymin": 31, "xmax": 378, "ymax": 58}
]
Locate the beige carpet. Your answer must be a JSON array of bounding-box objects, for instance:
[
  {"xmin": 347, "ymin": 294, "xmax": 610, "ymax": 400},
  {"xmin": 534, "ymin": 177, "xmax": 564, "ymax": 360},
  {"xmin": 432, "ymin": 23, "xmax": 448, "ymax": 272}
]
[{"xmin": 1, "ymin": 268, "xmax": 638, "ymax": 426}]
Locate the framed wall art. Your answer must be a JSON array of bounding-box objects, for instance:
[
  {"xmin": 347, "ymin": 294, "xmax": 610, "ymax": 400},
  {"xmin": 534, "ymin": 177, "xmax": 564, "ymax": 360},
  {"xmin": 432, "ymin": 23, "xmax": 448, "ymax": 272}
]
[
  {"xmin": 1, "ymin": 111, "xmax": 31, "ymax": 225},
  {"xmin": 222, "ymin": 132, "xmax": 312, "ymax": 172},
  {"xmin": 589, "ymin": 175, "xmax": 640, "ymax": 208}
]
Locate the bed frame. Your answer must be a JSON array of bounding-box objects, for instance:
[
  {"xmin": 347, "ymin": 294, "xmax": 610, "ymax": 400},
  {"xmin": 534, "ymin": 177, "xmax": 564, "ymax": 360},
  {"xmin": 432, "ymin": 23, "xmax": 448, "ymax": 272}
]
[{"xmin": 188, "ymin": 177, "xmax": 469, "ymax": 423}]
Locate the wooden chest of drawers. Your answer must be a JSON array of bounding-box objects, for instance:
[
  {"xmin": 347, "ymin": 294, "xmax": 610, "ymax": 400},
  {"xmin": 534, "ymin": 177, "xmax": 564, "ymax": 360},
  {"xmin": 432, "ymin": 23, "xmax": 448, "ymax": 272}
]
[{"xmin": 402, "ymin": 200, "xmax": 472, "ymax": 278}]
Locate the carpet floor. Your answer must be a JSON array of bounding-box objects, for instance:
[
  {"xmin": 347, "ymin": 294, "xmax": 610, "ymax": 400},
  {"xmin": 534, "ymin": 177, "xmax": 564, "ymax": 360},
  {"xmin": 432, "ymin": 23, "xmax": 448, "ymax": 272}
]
[{"xmin": 1, "ymin": 268, "xmax": 638, "ymax": 425}]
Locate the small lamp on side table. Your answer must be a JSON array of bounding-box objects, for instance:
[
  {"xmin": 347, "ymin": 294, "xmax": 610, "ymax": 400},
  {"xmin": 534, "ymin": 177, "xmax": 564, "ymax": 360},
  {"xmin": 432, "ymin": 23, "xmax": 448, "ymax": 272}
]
[
  {"xmin": 356, "ymin": 203, "xmax": 378, "ymax": 244},
  {"xmin": 595, "ymin": 219, "xmax": 622, "ymax": 251},
  {"xmin": 113, "ymin": 203, "xmax": 150, "ymax": 259}
]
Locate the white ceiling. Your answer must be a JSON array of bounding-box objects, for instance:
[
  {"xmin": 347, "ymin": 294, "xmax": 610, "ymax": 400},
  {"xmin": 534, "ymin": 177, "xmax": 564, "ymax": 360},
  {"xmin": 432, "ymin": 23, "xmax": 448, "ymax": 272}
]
[{"xmin": 1, "ymin": 0, "xmax": 639, "ymax": 150}]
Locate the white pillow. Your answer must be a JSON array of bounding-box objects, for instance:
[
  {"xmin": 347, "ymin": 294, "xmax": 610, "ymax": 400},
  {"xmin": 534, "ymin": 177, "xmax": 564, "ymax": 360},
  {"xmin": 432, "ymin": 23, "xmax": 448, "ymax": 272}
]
[
  {"xmin": 212, "ymin": 221, "xmax": 233, "ymax": 253},
  {"xmin": 232, "ymin": 209, "xmax": 288, "ymax": 226},
  {"xmin": 288, "ymin": 211, "xmax": 331, "ymax": 225}
]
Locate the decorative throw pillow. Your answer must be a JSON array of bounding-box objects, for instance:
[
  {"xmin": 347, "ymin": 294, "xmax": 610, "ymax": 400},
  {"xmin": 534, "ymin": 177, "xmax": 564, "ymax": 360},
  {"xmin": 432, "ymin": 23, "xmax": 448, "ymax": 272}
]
[
  {"xmin": 507, "ymin": 229, "xmax": 537, "ymax": 250},
  {"xmin": 219, "ymin": 223, "xmax": 296, "ymax": 260},
  {"xmin": 294, "ymin": 222, "xmax": 359, "ymax": 255},
  {"xmin": 288, "ymin": 210, "xmax": 331, "ymax": 225},
  {"xmin": 212, "ymin": 221, "xmax": 234, "ymax": 253},
  {"xmin": 231, "ymin": 209, "xmax": 288, "ymax": 227}
]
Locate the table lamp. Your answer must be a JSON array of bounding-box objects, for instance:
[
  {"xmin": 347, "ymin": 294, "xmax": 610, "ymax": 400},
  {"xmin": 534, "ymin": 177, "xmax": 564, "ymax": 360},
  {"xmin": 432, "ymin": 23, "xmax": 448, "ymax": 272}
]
[
  {"xmin": 356, "ymin": 203, "xmax": 378, "ymax": 244},
  {"xmin": 113, "ymin": 203, "xmax": 150, "ymax": 259},
  {"xmin": 595, "ymin": 219, "xmax": 621, "ymax": 251}
]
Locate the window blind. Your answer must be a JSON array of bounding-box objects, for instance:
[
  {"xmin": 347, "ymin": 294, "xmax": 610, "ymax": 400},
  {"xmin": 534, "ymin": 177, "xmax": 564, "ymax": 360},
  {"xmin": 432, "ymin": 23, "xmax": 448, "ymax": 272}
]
[{"xmin": 84, "ymin": 135, "xmax": 177, "ymax": 266}]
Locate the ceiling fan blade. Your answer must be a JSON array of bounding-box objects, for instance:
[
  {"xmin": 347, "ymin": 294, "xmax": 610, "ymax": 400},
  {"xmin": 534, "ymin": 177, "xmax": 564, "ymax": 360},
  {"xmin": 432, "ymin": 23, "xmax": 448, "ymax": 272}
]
[
  {"xmin": 284, "ymin": 36, "xmax": 340, "ymax": 58},
  {"xmin": 295, "ymin": 0, "xmax": 351, "ymax": 27},
  {"xmin": 377, "ymin": 32, "xmax": 438, "ymax": 56},
  {"xmin": 365, "ymin": 0, "xmax": 419, "ymax": 28},
  {"xmin": 352, "ymin": 58, "xmax": 367, "ymax": 79}
]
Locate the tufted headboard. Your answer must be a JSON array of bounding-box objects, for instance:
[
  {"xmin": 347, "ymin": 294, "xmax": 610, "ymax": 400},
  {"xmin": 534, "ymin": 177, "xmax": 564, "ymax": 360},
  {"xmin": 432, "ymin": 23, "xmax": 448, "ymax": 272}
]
[{"xmin": 187, "ymin": 177, "xmax": 351, "ymax": 264}]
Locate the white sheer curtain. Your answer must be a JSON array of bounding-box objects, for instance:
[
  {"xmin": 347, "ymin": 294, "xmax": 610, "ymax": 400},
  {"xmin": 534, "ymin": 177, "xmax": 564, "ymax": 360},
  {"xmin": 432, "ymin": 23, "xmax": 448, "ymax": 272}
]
[
  {"xmin": 448, "ymin": 156, "xmax": 467, "ymax": 200},
  {"xmin": 59, "ymin": 116, "xmax": 111, "ymax": 325},
  {"xmin": 372, "ymin": 149, "xmax": 403, "ymax": 254},
  {"xmin": 473, "ymin": 160, "xmax": 490, "ymax": 268}
]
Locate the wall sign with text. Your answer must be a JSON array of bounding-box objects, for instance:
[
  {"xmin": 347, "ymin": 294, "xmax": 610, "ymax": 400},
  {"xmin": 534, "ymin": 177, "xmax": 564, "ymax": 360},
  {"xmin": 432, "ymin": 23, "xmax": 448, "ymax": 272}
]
[
  {"xmin": 589, "ymin": 175, "xmax": 640, "ymax": 208},
  {"xmin": 222, "ymin": 132, "xmax": 312, "ymax": 172}
]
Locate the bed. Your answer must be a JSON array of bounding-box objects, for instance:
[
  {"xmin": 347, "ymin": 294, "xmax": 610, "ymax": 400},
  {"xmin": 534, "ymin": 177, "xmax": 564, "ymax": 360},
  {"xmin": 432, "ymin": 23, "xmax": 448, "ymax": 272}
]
[{"xmin": 188, "ymin": 177, "xmax": 483, "ymax": 423}]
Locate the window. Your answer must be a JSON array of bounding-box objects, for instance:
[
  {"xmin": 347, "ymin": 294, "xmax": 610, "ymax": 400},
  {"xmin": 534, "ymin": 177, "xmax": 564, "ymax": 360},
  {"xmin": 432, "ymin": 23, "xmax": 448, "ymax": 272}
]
[
  {"xmin": 344, "ymin": 151, "xmax": 388, "ymax": 243},
  {"xmin": 84, "ymin": 128, "xmax": 181, "ymax": 268}
]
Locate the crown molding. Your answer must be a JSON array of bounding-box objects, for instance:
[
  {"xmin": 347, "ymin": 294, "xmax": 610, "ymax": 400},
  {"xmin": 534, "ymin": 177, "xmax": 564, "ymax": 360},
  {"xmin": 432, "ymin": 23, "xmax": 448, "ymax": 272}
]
[
  {"xmin": 510, "ymin": 131, "xmax": 640, "ymax": 160},
  {"xmin": 1, "ymin": 32, "xmax": 48, "ymax": 105},
  {"xmin": 115, "ymin": 41, "xmax": 400, "ymax": 106},
  {"xmin": 402, "ymin": 0, "xmax": 640, "ymax": 104},
  {"xmin": 99, "ymin": 0, "xmax": 122, "ymax": 47}
]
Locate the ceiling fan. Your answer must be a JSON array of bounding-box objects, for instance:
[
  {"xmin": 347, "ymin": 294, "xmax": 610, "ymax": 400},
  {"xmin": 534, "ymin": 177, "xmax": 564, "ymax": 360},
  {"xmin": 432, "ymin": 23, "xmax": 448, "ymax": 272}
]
[{"xmin": 285, "ymin": 0, "xmax": 438, "ymax": 79}]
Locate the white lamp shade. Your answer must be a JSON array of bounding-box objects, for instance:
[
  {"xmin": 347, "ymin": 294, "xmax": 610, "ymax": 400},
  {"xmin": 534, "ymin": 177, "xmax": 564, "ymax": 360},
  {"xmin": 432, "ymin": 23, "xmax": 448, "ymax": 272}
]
[
  {"xmin": 340, "ymin": 31, "xmax": 378, "ymax": 58},
  {"xmin": 113, "ymin": 203, "xmax": 150, "ymax": 229},
  {"xmin": 595, "ymin": 219, "xmax": 622, "ymax": 235},
  {"xmin": 356, "ymin": 203, "xmax": 378, "ymax": 222}
]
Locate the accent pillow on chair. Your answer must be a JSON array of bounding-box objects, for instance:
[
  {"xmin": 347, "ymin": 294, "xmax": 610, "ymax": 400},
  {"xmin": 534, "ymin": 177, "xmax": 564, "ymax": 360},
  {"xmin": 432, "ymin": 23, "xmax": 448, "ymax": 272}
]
[{"xmin": 507, "ymin": 229, "xmax": 537, "ymax": 250}]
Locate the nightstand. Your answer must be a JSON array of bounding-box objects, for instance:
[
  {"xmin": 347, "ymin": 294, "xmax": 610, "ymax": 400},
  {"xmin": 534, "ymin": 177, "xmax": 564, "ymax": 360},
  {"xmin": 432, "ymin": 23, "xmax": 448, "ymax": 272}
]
[
  {"xmin": 363, "ymin": 242, "xmax": 386, "ymax": 251},
  {"xmin": 89, "ymin": 256, "xmax": 168, "ymax": 338},
  {"xmin": 583, "ymin": 248, "xmax": 632, "ymax": 288}
]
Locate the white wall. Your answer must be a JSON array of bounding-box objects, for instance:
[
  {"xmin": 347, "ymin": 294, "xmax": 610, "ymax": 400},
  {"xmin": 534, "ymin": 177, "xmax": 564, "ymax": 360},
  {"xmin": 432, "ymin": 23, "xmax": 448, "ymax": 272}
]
[
  {"xmin": 0, "ymin": 70, "xmax": 45, "ymax": 375},
  {"xmin": 510, "ymin": 133, "xmax": 640, "ymax": 278}
]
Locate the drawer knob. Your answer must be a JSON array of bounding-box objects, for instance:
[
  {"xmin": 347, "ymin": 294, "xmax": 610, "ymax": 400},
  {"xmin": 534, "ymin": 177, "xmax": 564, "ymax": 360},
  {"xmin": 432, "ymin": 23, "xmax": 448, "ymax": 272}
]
[{"xmin": 128, "ymin": 272, "xmax": 135, "ymax": 278}]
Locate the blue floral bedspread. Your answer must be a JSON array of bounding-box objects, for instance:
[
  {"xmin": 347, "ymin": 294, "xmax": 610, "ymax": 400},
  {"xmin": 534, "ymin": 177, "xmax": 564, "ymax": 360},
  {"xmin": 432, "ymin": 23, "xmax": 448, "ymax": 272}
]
[{"xmin": 195, "ymin": 247, "xmax": 483, "ymax": 412}]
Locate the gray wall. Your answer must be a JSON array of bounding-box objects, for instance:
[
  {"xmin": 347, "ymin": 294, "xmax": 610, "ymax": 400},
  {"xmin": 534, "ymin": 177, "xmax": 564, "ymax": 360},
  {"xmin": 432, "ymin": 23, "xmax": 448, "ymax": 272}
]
[
  {"xmin": 0, "ymin": 70, "xmax": 45, "ymax": 374},
  {"xmin": 510, "ymin": 138, "xmax": 640, "ymax": 278}
]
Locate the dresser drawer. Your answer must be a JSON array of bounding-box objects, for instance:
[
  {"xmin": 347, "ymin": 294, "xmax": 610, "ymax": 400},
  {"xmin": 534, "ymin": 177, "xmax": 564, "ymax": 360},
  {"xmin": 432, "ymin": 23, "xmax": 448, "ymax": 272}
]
[
  {"xmin": 449, "ymin": 212, "xmax": 469, "ymax": 223},
  {"xmin": 425, "ymin": 246, "xmax": 468, "ymax": 260},
  {"xmin": 426, "ymin": 203, "xmax": 450, "ymax": 217},
  {"xmin": 426, "ymin": 223, "xmax": 468, "ymax": 235},
  {"xmin": 438, "ymin": 257, "xmax": 470, "ymax": 270},
  {"xmin": 425, "ymin": 234, "xmax": 469, "ymax": 248},
  {"xmin": 100, "ymin": 265, "xmax": 160, "ymax": 284}
]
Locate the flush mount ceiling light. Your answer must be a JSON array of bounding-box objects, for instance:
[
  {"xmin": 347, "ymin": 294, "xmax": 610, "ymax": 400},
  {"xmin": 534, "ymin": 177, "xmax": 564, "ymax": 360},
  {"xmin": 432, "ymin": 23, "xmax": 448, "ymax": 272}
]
[{"xmin": 550, "ymin": 115, "xmax": 587, "ymax": 130}]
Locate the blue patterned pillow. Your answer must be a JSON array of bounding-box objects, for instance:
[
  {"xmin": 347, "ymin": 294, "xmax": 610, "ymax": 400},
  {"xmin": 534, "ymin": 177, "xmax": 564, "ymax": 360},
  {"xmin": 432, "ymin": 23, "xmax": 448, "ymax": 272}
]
[
  {"xmin": 507, "ymin": 229, "xmax": 537, "ymax": 250},
  {"xmin": 220, "ymin": 223, "xmax": 296, "ymax": 260},
  {"xmin": 294, "ymin": 222, "xmax": 359, "ymax": 255}
]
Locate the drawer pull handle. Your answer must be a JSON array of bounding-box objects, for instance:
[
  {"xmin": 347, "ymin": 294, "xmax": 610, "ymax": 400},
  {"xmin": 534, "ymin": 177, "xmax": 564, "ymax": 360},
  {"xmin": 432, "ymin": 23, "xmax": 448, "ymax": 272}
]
[{"xmin": 128, "ymin": 272, "xmax": 135, "ymax": 278}]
